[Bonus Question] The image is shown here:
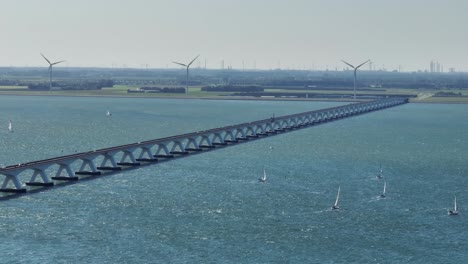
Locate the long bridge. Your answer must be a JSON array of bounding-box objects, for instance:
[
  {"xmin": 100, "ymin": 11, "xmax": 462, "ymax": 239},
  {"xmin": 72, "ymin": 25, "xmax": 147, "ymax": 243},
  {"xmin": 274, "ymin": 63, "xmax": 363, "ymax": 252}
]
[{"xmin": 0, "ymin": 98, "xmax": 408, "ymax": 198}]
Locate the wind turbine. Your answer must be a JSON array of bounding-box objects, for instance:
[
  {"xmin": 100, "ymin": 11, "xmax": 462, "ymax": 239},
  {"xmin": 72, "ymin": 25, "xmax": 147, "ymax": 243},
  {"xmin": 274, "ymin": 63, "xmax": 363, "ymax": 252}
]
[
  {"xmin": 341, "ymin": 59, "xmax": 369, "ymax": 100},
  {"xmin": 41, "ymin": 53, "xmax": 66, "ymax": 90},
  {"xmin": 172, "ymin": 55, "xmax": 199, "ymax": 95}
]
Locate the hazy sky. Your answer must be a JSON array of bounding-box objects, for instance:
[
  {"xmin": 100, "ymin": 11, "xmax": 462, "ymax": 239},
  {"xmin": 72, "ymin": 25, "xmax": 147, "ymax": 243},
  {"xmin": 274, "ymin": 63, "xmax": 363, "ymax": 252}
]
[{"xmin": 2, "ymin": 0, "xmax": 468, "ymax": 71}]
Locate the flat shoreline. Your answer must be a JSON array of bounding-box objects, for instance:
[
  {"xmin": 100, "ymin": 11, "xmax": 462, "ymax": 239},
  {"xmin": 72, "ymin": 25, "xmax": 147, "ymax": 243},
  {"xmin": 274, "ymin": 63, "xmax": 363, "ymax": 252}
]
[
  {"xmin": 1, "ymin": 91, "xmax": 467, "ymax": 104},
  {"xmin": 0, "ymin": 92, "xmax": 359, "ymax": 103}
]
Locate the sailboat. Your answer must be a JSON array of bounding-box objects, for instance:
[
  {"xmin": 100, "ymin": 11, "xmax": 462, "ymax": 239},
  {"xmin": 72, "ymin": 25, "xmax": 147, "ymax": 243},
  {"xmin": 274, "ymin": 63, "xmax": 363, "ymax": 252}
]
[
  {"xmin": 332, "ymin": 186, "xmax": 340, "ymax": 210},
  {"xmin": 106, "ymin": 110, "xmax": 112, "ymax": 116},
  {"xmin": 376, "ymin": 165, "xmax": 383, "ymax": 179},
  {"xmin": 8, "ymin": 120, "xmax": 13, "ymax": 132},
  {"xmin": 448, "ymin": 196, "xmax": 458, "ymax": 216},
  {"xmin": 258, "ymin": 167, "xmax": 267, "ymax": 183},
  {"xmin": 380, "ymin": 181, "xmax": 387, "ymax": 198}
]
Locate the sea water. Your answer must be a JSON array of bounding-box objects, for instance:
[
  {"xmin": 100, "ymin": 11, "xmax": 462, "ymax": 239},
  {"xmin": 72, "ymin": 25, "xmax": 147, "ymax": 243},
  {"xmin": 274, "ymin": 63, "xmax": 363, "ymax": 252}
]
[{"xmin": 0, "ymin": 96, "xmax": 467, "ymax": 263}]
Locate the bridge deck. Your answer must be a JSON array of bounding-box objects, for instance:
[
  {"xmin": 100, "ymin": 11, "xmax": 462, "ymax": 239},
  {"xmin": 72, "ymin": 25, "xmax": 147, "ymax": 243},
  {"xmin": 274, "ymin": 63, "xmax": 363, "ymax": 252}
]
[{"xmin": 0, "ymin": 98, "xmax": 408, "ymax": 199}]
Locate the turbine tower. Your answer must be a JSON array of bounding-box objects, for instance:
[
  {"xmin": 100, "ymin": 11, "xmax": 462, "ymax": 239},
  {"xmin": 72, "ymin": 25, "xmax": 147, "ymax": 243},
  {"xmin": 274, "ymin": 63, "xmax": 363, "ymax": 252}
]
[
  {"xmin": 41, "ymin": 53, "xmax": 65, "ymax": 90},
  {"xmin": 341, "ymin": 59, "xmax": 369, "ymax": 100},
  {"xmin": 172, "ymin": 55, "xmax": 199, "ymax": 95}
]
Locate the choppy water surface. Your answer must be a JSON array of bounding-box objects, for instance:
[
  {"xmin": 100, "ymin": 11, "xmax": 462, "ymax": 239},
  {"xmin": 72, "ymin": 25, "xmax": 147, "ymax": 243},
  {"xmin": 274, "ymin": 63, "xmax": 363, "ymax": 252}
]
[{"xmin": 1, "ymin": 96, "xmax": 467, "ymax": 263}]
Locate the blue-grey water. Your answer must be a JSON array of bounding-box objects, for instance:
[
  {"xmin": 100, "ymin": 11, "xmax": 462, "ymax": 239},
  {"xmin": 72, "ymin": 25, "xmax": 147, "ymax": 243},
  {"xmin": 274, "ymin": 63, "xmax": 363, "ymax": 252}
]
[{"xmin": 0, "ymin": 96, "xmax": 467, "ymax": 263}]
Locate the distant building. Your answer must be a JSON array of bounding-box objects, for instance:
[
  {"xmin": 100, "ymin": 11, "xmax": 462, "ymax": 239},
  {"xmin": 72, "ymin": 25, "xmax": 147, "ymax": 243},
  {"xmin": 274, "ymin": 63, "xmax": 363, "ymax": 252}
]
[{"xmin": 430, "ymin": 60, "xmax": 443, "ymax": 73}]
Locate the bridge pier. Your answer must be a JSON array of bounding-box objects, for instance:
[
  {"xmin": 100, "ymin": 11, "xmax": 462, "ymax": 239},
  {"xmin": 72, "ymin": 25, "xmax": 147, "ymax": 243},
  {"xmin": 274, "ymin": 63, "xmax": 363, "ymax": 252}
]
[
  {"xmin": 52, "ymin": 162, "xmax": 79, "ymax": 181},
  {"xmin": 76, "ymin": 156, "xmax": 101, "ymax": 176},
  {"xmin": 136, "ymin": 145, "xmax": 158, "ymax": 162},
  {"xmin": 212, "ymin": 132, "xmax": 226, "ymax": 145},
  {"xmin": 245, "ymin": 126, "xmax": 258, "ymax": 138},
  {"xmin": 199, "ymin": 135, "xmax": 215, "ymax": 148},
  {"xmin": 26, "ymin": 167, "xmax": 54, "ymax": 187},
  {"xmin": 224, "ymin": 130, "xmax": 238, "ymax": 143},
  {"xmin": 154, "ymin": 143, "xmax": 174, "ymax": 158},
  {"xmin": 97, "ymin": 152, "xmax": 122, "ymax": 171},
  {"xmin": 185, "ymin": 137, "xmax": 203, "ymax": 152},
  {"xmin": 200, "ymin": 145, "xmax": 216, "ymax": 148},
  {"xmin": 234, "ymin": 128, "xmax": 248, "ymax": 141},
  {"xmin": 118, "ymin": 149, "xmax": 141, "ymax": 166},
  {"xmin": 0, "ymin": 172, "xmax": 26, "ymax": 193},
  {"xmin": 169, "ymin": 141, "xmax": 189, "ymax": 155}
]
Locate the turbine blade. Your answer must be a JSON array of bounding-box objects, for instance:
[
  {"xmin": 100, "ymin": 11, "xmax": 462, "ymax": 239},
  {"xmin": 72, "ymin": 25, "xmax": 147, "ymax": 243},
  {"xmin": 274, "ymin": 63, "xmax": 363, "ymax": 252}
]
[
  {"xmin": 48, "ymin": 65, "xmax": 52, "ymax": 71},
  {"xmin": 172, "ymin": 61, "xmax": 187, "ymax": 67},
  {"xmin": 41, "ymin": 53, "xmax": 52, "ymax": 65},
  {"xmin": 187, "ymin": 54, "xmax": 200, "ymax": 68},
  {"xmin": 52, "ymin": 60, "xmax": 66, "ymax": 66},
  {"xmin": 356, "ymin": 60, "xmax": 370, "ymax": 69},
  {"xmin": 341, "ymin": 60, "xmax": 355, "ymax": 69}
]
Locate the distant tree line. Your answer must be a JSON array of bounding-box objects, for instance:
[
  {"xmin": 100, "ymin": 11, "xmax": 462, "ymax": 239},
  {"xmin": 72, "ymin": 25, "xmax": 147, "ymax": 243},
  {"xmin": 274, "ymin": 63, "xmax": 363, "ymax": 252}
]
[
  {"xmin": 263, "ymin": 79, "xmax": 468, "ymax": 90},
  {"xmin": 28, "ymin": 83, "xmax": 50, "ymax": 90},
  {"xmin": 136, "ymin": 86, "xmax": 185, "ymax": 93},
  {"xmin": 433, "ymin": 91, "xmax": 464, "ymax": 97},
  {"xmin": 263, "ymin": 80, "xmax": 353, "ymax": 88},
  {"xmin": 230, "ymin": 92, "xmax": 417, "ymax": 99},
  {"xmin": 140, "ymin": 86, "xmax": 161, "ymax": 91},
  {"xmin": 28, "ymin": 79, "xmax": 114, "ymax": 90},
  {"xmin": 446, "ymin": 80, "xmax": 468, "ymax": 88},
  {"xmin": 0, "ymin": 80, "xmax": 19, "ymax": 85},
  {"xmin": 381, "ymin": 83, "xmax": 437, "ymax": 89},
  {"xmin": 201, "ymin": 85, "xmax": 264, "ymax": 92}
]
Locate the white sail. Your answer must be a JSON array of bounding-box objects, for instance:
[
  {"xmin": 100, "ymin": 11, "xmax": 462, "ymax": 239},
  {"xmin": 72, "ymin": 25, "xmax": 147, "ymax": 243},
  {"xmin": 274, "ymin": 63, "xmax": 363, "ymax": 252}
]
[
  {"xmin": 454, "ymin": 196, "xmax": 457, "ymax": 212},
  {"xmin": 8, "ymin": 120, "xmax": 12, "ymax": 132},
  {"xmin": 334, "ymin": 186, "xmax": 340, "ymax": 207},
  {"xmin": 449, "ymin": 196, "xmax": 459, "ymax": 215},
  {"xmin": 106, "ymin": 110, "xmax": 111, "ymax": 116},
  {"xmin": 260, "ymin": 168, "xmax": 266, "ymax": 182},
  {"xmin": 259, "ymin": 167, "xmax": 266, "ymax": 182},
  {"xmin": 380, "ymin": 181, "xmax": 387, "ymax": 198}
]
